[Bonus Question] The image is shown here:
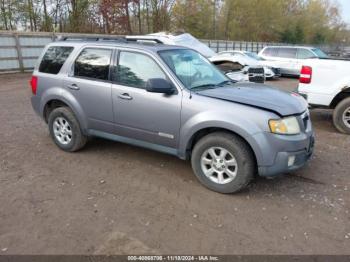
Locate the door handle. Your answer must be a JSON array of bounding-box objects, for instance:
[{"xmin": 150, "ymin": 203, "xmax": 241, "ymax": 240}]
[
  {"xmin": 67, "ymin": 83, "xmax": 80, "ymax": 90},
  {"xmin": 118, "ymin": 93, "xmax": 133, "ymax": 100}
]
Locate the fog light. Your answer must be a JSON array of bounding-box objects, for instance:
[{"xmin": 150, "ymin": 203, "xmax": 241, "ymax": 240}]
[{"xmin": 288, "ymin": 155, "xmax": 296, "ymax": 167}]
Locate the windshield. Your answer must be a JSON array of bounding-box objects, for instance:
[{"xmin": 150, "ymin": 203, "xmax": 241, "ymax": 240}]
[
  {"xmin": 245, "ymin": 51, "xmax": 265, "ymax": 61},
  {"xmin": 311, "ymin": 48, "xmax": 328, "ymax": 58},
  {"xmin": 159, "ymin": 49, "xmax": 229, "ymax": 90}
]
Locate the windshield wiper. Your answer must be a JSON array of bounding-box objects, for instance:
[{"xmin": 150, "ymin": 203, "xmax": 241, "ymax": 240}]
[
  {"xmin": 191, "ymin": 80, "xmax": 233, "ymax": 91},
  {"xmin": 217, "ymin": 80, "xmax": 234, "ymax": 86},
  {"xmin": 190, "ymin": 84, "xmax": 217, "ymax": 90}
]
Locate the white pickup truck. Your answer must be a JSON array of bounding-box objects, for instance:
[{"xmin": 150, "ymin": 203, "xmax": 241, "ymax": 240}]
[{"xmin": 298, "ymin": 59, "xmax": 350, "ymax": 134}]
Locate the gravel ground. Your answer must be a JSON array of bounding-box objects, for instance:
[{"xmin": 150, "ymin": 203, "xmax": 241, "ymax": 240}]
[{"xmin": 0, "ymin": 73, "xmax": 349, "ymax": 255}]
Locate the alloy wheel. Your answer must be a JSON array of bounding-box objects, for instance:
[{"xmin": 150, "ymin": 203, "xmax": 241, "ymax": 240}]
[
  {"xmin": 53, "ymin": 116, "xmax": 72, "ymax": 145},
  {"xmin": 200, "ymin": 147, "xmax": 238, "ymax": 184},
  {"xmin": 342, "ymin": 106, "xmax": 350, "ymax": 129}
]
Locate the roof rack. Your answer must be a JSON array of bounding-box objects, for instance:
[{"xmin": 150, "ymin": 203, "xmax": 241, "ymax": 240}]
[
  {"xmin": 125, "ymin": 36, "xmax": 164, "ymax": 44},
  {"xmin": 57, "ymin": 35, "xmax": 128, "ymax": 43},
  {"xmin": 56, "ymin": 35, "xmax": 165, "ymax": 45}
]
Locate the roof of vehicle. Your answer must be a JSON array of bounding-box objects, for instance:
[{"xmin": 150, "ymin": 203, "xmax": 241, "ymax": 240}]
[
  {"xmin": 210, "ymin": 54, "xmax": 239, "ymax": 62},
  {"xmin": 263, "ymin": 45, "xmax": 317, "ymax": 49},
  {"xmin": 210, "ymin": 53, "xmax": 260, "ymax": 67},
  {"xmin": 50, "ymin": 39, "xmax": 190, "ymax": 54},
  {"xmin": 218, "ymin": 50, "xmax": 255, "ymax": 54}
]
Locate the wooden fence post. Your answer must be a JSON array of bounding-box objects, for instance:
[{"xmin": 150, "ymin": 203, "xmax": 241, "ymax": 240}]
[{"xmin": 13, "ymin": 33, "xmax": 24, "ymax": 73}]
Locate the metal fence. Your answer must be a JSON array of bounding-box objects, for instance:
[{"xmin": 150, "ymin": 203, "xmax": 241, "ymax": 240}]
[
  {"xmin": 0, "ymin": 31, "xmax": 127, "ymax": 73},
  {"xmin": 201, "ymin": 39, "xmax": 289, "ymax": 53},
  {"xmin": 201, "ymin": 39, "xmax": 350, "ymax": 58},
  {"xmin": 0, "ymin": 31, "xmax": 54, "ymax": 73},
  {"xmin": 1, "ymin": 31, "xmax": 349, "ymax": 73}
]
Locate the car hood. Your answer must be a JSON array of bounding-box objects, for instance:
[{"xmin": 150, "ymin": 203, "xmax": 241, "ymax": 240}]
[
  {"xmin": 210, "ymin": 55, "xmax": 260, "ymax": 67},
  {"xmin": 259, "ymin": 60, "xmax": 280, "ymax": 69},
  {"xmin": 196, "ymin": 83, "xmax": 307, "ymax": 116}
]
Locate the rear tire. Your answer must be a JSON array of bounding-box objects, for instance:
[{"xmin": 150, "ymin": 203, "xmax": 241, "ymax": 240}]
[
  {"xmin": 48, "ymin": 107, "xmax": 87, "ymax": 152},
  {"xmin": 191, "ymin": 132, "xmax": 255, "ymax": 194},
  {"xmin": 333, "ymin": 97, "xmax": 350, "ymax": 134}
]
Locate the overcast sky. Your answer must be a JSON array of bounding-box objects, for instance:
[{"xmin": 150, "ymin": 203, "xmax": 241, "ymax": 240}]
[{"xmin": 336, "ymin": 0, "xmax": 350, "ymax": 25}]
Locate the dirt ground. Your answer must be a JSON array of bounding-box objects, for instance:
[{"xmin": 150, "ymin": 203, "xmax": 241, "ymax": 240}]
[{"xmin": 0, "ymin": 73, "xmax": 349, "ymax": 255}]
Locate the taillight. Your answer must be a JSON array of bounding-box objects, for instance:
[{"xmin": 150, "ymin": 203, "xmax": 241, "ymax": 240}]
[
  {"xmin": 30, "ymin": 76, "xmax": 38, "ymax": 95},
  {"xmin": 299, "ymin": 66, "xmax": 312, "ymax": 84}
]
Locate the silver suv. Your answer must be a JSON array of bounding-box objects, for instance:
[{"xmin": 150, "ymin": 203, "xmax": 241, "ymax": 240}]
[
  {"xmin": 30, "ymin": 38, "xmax": 314, "ymax": 193},
  {"xmin": 258, "ymin": 46, "xmax": 328, "ymax": 76}
]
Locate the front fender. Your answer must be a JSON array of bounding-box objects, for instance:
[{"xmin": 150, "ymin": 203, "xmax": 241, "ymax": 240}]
[
  {"xmin": 178, "ymin": 111, "xmax": 265, "ymax": 163},
  {"xmin": 39, "ymin": 87, "xmax": 88, "ymax": 132}
]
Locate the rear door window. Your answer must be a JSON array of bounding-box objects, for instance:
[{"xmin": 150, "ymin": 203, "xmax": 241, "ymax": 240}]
[
  {"xmin": 262, "ymin": 47, "xmax": 278, "ymax": 57},
  {"xmin": 39, "ymin": 46, "xmax": 74, "ymax": 74},
  {"xmin": 297, "ymin": 49, "xmax": 316, "ymax": 59},
  {"xmin": 277, "ymin": 48, "xmax": 297, "ymax": 59},
  {"xmin": 74, "ymin": 48, "xmax": 112, "ymax": 81}
]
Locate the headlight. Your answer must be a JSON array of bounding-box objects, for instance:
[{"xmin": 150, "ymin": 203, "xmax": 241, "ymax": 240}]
[
  {"xmin": 269, "ymin": 116, "xmax": 301, "ymax": 135},
  {"xmin": 263, "ymin": 66, "xmax": 273, "ymax": 74}
]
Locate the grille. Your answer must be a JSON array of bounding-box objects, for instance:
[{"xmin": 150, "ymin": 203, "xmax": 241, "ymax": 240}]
[
  {"xmin": 248, "ymin": 67, "xmax": 264, "ymax": 74},
  {"xmin": 248, "ymin": 66, "xmax": 265, "ymax": 83}
]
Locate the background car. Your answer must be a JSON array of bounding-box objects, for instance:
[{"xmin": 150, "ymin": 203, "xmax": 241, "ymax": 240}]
[
  {"xmin": 126, "ymin": 32, "xmax": 217, "ymax": 58},
  {"xmin": 209, "ymin": 55, "xmax": 265, "ymax": 83},
  {"xmin": 258, "ymin": 46, "xmax": 328, "ymax": 76},
  {"xmin": 298, "ymin": 59, "xmax": 350, "ymax": 134},
  {"xmin": 216, "ymin": 50, "xmax": 281, "ymax": 79}
]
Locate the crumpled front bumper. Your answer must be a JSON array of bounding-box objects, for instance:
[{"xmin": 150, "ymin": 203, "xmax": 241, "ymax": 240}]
[{"xmin": 257, "ymin": 133, "xmax": 315, "ymax": 177}]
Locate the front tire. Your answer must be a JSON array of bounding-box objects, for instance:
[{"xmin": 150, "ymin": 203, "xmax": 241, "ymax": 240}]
[
  {"xmin": 191, "ymin": 132, "xmax": 255, "ymax": 194},
  {"xmin": 48, "ymin": 107, "xmax": 87, "ymax": 152},
  {"xmin": 333, "ymin": 97, "xmax": 350, "ymax": 134}
]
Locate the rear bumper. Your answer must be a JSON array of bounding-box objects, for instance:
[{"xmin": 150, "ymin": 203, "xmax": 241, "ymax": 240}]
[
  {"xmin": 266, "ymin": 74, "xmax": 281, "ymax": 79},
  {"xmin": 31, "ymin": 96, "xmax": 41, "ymax": 117},
  {"xmin": 257, "ymin": 133, "xmax": 314, "ymax": 177}
]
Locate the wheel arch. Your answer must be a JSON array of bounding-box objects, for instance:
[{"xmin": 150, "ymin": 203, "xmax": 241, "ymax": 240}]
[
  {"xmin": 43, "ymin": 99, "xmax": 69, "ymax": 123},
  {"xmin": 182, "ymin": 127, "xmax": 259, "ymax": 166},
  {"xmin": 40, "ymin": 89, "xmax": 88, "ymax": 132},
  {"xmin": 330, "ymin": 87, "xmax": 350, "ymax": 109}
]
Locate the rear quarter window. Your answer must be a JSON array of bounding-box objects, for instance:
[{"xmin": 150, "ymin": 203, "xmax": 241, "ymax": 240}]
[{"xmin": 39, "ymin": 46, "xmax": 74, "ymax": 74}]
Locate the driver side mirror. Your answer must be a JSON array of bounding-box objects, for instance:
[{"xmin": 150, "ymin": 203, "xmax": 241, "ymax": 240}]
[{"xmin": 146, "ymin": 78, "xmax": 175, "ymax": 95}]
